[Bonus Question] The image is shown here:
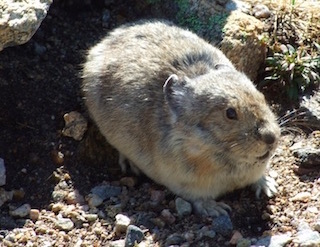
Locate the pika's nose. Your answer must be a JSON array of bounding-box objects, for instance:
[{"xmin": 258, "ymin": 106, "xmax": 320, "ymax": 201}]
[{"xmin": 261, "ymin": 132, "xmax": 276, "ymax": 145}]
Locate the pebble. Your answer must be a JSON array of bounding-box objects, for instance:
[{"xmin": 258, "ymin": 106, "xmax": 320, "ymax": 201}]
[
  {"xmin": 290, "ymin": 191, "xmax": 311, "ymax": 202},
  {"xmin": 252, "ymin": 4, "xmax": 271, "ymax": 19},
  {"xmin": 0, "ymin": 188, "xmax": 13, "ymax": 207},
  {"xmin": 29, "ymin": 209, "xmax": 40, "ymax": 221},
  {"xmin": 315, "ymin": 217, "xmax": 320, "ymax": 232},
  {"xmin": 84, "ymin": 213, "xmax": 98, "ymax": 222},
  {"xmin": 52, "ymin": 190, "xmax": 67, "ymax": 202},
  {"xmin": 55, "ymin": 217, "xmax": 74, "ymax": 231},
  {"xmin": 211, "ymin": 215, "xmax": 233, "ymax": 237},
  {"xmin": 229, "ymin": 230, "xmax": 243, "ymax": 245},
  {"xmin": 90, "ymin": 184, "xmax": 122, "ymax": 200},
  {"xmin": 87, "ymin": 193, "xmax": 104, "ymax": 208},
  {"xmin": 10, "ymin": 204, "xmax": 31, "ymax": 218},
  {"xmin": 150, "ymin": 189, "xmax": 165, "ymax": 204},
  {"xmin": 115, "ymin": 214, "xmax": 131, "ymax": 234},
  {"xmin": 165, "ymin": 233, "xmax": 185, "ymax": 246},
  {"xmin": 236, "ymin": 238, "xmax": 251, "ymax": 247},
  {"xmin": 51, "ymin": 202, "xmax": 64, "ymax": 213},
  {"xmin": 296, "ymin": 221, "xmax": 320, "ymax": 247},
  {"xmin": 255, "ymin": 233, "xmax": 292, "ymax": 247},
  {"xmin": 65, "ymin": 190, "xmax": 85, "ymax": 205},
  {"xmin": 110, "ymin": 239, "xmax": 125, "ymax": 247},
  {"xmin": 160, "ymin": 209, "xmax": 176, "ymax": 224},
  {"xmin": 62, "ymin": 111, "xmax": 88, "ymax": 141},
  {"xmin": 125, "ymin": 225, "xmax": 144, "ymax": 247},
  {"xmin": 120, "ymin": 177, "xmax": 137, "ymax": 188},
  {"xmin": 0, "ymin": 158, "xmax": 6, "ymax": 186},
  {"xmin": 175, "ymin": 197, "xmax": 192, "ymax": 217}
]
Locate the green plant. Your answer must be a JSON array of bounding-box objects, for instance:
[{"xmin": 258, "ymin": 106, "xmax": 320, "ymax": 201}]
[{"xmin": 263, "ymin": 43, "xmax": 320, "ymax": 100}]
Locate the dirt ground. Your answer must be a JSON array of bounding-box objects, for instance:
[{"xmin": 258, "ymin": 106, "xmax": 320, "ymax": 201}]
[{"xmin": 0, "ymin": 1, "xmax": 319, "ymax": 246}]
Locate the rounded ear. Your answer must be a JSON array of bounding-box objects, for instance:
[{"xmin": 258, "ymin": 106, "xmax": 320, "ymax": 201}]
[{"xmin": 163, "ymin": 74, "xmax": 190, "ymax": 121}]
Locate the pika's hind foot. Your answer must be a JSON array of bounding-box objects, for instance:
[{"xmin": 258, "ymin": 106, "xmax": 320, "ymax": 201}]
[
  {"xmin": 192, "ymin": 199, "xmax": 232, "ymax": 217},
  {"xmin": 253, "ymin": 175, "xmax": 278, "ymax": 198},
  {"xmin": 118, "ymin": 153, "xmax": 141, "ymax": 175}
]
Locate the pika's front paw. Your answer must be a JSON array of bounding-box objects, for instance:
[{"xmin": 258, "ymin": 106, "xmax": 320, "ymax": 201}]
[
  {"xmin": 253, "ymin": 175, "xmax": 278, "ymax": 198},
  {"xmin": 192, "ymin": 199, "xmax": 232, "ymax": 217}
]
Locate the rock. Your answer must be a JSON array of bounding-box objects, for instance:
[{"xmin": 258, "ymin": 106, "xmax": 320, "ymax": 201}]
[
  {"xmin": 115, "ymin": 214, "xmax": 131, "ymax": 235},
  {"xmin": 220, "ymin": 11, "xmax": 266, "ymax": 81},
  {"xmin": 0, "ymin": 158, "xmax": 6, "ymax": 186},
  {"xmin": 255, "ymin": 233, "xmax": 292, "ymax": 247},
  {"xmin": 315, "ymin": 217, "xmax": 320, "ymax": 233},
  {"xmin": 293, "ymin": 148, "xmax": 320, "ymax": 168},
  {"xmin": 0, "ymin": 0, "xmax": 52, "ymax": 51},
  {"xmin": 160, "ymin": 209, "xmax": 176, "ymax": 224},
  {"xmin": 125, "ymin": 225, "xmax": 144, "ymax": 247},
  {"xmin": 52, "ymin": 190, "xmax": 67, "ymax": 202},
  {"xmin": 90, "ymin": 184, "xmax": 122, "ymax": 200},
  {"xmin": 84, "ymin": 213, "xmax": 98, "ymax": 222},
  {"xmin": 119, "ymin": 177, "xmax": 137, "ymax": 188},
  {"xmin": 55, "ymin": 217, "xmax": 74, "ymax": 231},
  {"xmin": 150, "ymin": 189, "xmax": 165, "ymax": 204},
  {"xmin": 175, "ymin": 197, "xmax": 192, "ymax": 217},
  {"xmin": 290, "ymin": 192, "xmax": 312, "ymax": 202},
  {"xmin": 62, "ymin": 111, "xmax": 88, "ymax": 141},
  {"xmin": 229, "ymin": 230, "xmax": 243, "ymax": 245},
  {"xmin": 253, "ymin": 4, "xmax": 271, "ymax": 19},
  {"xmin": 65, "ymin": 190, "xmax": 85, "ymax": 205},
  {"xmin": 301, "ymin": 91, "xmax": 320, "ymax": 129},
  {"xmin": 29, "ymin": 209, "xmax": 40, "ymax": 221},
  {"xmin": 165, "ymin": 233, "xmax": 185, "ymax": 246},
  {"xmin": 296, "ymin": 222, "xmax": 320, "ymax": 247},
  {"xmin": 211, "ymin": 215, "xmax": 233, "ymax": 237},
  {"xmin": 110, "ymin": 239, "xmax": 125, "ymax": 247},
  {"xmin": 10, "ymin": 204, "xmax": 31, "ymax": 218},
  {"xmin": 236, "ymin": 238, "xmax": 251, "ymax": 247},
  {"xmin": 86, "ymin": 193, "xmax": 104, "ymax": 208},
  {"xmin": 0, "ymin": 189, "xmax": 13, "ymax": 207}
]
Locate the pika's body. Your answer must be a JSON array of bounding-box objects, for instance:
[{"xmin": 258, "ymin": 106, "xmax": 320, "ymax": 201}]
[{"xmin": 82, "ymin": 21, "xmax": 280, "ymax": 214}]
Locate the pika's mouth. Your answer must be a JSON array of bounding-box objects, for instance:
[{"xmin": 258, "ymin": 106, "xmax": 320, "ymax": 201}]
[{"xmin": 258, "ymin": 151, "xmax": 270, "ymax": 160}]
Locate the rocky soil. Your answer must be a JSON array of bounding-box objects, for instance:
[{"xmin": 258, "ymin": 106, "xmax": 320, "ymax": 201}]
[{"xmin": 0, "ymin": 1, "xmax": 319, "ymax": 246}]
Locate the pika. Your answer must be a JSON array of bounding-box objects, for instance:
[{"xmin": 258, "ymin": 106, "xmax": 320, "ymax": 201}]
[{"xmin": 82, "ymin": 21, "xmax": 281, "ymax": 216}]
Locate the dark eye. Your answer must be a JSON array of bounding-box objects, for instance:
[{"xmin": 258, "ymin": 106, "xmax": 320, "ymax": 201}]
[{"xmin": 226, "ymin": 108, "xmax": 238, "ymax": 120}]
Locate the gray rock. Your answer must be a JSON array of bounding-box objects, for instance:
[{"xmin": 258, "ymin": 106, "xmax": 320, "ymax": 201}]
[
  {"xmin": 292, "ymin": 148, "xmax": 320, "ymax": 167},
  {"xmin": 91, "ymin": 184, "xmax": 122, "ymax": 200},
  {"xmin": 255, "ymin": 233, "xmax": 292, "ymax": 247},
  {"xmin": 62, "ymin": 111, "xmax": 88, "ymax": 141},
  {"xmin": 55, "ymin": 217, "xmax": 74, "ymax": 231},
  {"xmin": 0, "ymin": 0, "xmax": 52, "ymax": 51},
  {"xmin": 0, "ymin": 189, "xmax": 13, "ymax": 207},
  {"xmin": 296, "ymin": 222, "xmax": 320, "ymax": 247},
  {"xmin": 9, "ymin": 204, "xmax": 31, "ymax": 218},
  {"xmin": 165, "ymin": 233, "xmax": 185, "ymax": 246},
  {"xmin": 175, "ymin": 197, "xmax": 192, "ymax": 217},
  {"xmin": 125, "ymin": 225, "xmax": 144, "ymax": 247},
  {"xmin": 0, "ymin": 158, "xmax": 6, "ymax": 186},
  {"xmin": 211, "ymin": 215, "xmax": 233, "ymax": 237}
]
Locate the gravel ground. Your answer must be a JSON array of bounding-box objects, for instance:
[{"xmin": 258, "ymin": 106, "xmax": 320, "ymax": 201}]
[{"xmin": 0, "ymin": 1, "xmax": 319, "ymax": 246}]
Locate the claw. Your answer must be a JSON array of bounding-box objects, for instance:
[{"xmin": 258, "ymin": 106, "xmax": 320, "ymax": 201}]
[
  {"xmin": 193, "ymin": 199, "xmax": 231, "ymax": 217},
  {"xmin": 253, "ymin": 175, "xmax": 278, "ymax": 198}
]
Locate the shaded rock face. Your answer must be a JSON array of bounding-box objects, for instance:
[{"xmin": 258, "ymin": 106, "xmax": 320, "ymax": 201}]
[
  {"xmin": 0, "ymin": 0, "xmax": 52, "ymax": 51},
  {"xmin": 220, "ymin": 10, "xmax": 266, "ymax": 82}
]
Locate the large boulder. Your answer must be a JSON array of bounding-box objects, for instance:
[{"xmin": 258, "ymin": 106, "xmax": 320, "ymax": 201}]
[{"xmin": 0, "ymin": 0, "xmax": 52, "ymax": 51}]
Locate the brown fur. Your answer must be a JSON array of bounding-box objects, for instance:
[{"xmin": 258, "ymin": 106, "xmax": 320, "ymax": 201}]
[{"xmin": 82, "ymin": 21, "xmax": 280, "ymax": 209}]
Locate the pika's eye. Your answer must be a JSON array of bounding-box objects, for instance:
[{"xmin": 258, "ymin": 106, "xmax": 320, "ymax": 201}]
[{"xmin": 226, "ymin": 107, "xmax": 238, "ymax": 120}]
